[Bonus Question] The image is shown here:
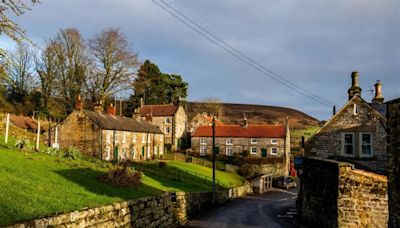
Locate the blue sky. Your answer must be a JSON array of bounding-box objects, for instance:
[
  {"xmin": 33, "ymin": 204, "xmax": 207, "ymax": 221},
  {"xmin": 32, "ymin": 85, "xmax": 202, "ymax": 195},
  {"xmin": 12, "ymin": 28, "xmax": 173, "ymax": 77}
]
[{"xmin": 1, "ymin": 0, "xmax": 399, "ymax": 120}]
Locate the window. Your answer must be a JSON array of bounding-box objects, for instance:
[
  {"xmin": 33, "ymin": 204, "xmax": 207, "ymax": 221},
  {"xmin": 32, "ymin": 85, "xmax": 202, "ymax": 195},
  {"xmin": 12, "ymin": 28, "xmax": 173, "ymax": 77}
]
[
  {"xmin": 200, "ymin": 138, "xmax": 207, "ymax": 145},
  {"xmin": 164, "ymin": 126, "xmax": 171, "ymax": 134},
  {"xmin": 226, "ymin": 138, "xmax": 233, "ymax": 145},
  {"xmin": 121, "ymin": 148, "xmax": 127, "ymax": 160},
  {"xmin": 105, "ymin": 146, "xmax": 111, "ymax": 161},
  {"xmin": 342, "ymin": 133, "xmax": 355, "ymax": 156},
  {"xmin": 353, "ymin": 104, "xmax": 359, "ymax": 115},
  {"xmin": 115, "ymin": 131, "xmax": 119, "ymax": 142},
  {"xmin": 148, "ymin": 135, "xmax": 151, "ymax": 143},
  {"xmin": 165, "ymin": 117, "xmax": 172, "ymax": 124},
  {"xmin": 251, "ymin": 138, "xmax": 257, "ymax": 144},
  {"xmin": 271, "ymin": 139, "xmax": 278, "ymax": 145},
  {"xmin": 250, "ymin": 147, "xmax": 257, "ymax": 154},
  {"xmin": 155, "ymin": 146, "xmax": 158, "ymax": 155},
  {"xmin": 200, "ymin": 146, "xmax": 207, "ymax": 156},
  {"xmin": 122, "ymin": 132, "xmax": 126, "ymax": 143},
  {"xmin": 226, "ymin": 147, "xmax": 233, "ymax": 156},
  {"xmin": 360, "ymin": 133, "xmax": 373, "ymax": 157},
  {"xmin": 131, "ymin": 147, "xmax": 136, "ymax": 159},
  {"xmin": 270, "ymin": 147, "xmax": 278, "ymax": 155},
  {"xmin": 132, "ymin": 133, "xmax": 136, "ymax": 143},
  {"xmin": 142, "ymin": 135, "xmax": 146, "ymax": 143},
  {"xmin": 106, "ymin": 131, "xmax": 111, "ymax": 143}
]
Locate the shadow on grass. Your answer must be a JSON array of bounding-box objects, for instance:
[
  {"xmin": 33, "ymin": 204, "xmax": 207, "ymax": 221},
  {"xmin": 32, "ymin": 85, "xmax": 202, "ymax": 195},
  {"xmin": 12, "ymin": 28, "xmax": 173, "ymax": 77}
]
[{"xmin": 54, "ymin": 168, "xmax": 163, "ymax": 201}]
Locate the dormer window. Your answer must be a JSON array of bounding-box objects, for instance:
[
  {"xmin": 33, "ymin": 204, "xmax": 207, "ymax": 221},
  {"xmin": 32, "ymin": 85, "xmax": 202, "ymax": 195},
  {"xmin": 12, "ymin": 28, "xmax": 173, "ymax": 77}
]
[{"xmin": 353, "ymin": 104, "xmax": 359, "ymax": 115}]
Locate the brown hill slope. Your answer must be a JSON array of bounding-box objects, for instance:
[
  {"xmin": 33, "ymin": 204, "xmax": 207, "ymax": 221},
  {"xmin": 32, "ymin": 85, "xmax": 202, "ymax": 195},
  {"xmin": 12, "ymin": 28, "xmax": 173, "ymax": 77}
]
[{"xmin": 186, "ymin": 102, "xmax": 320, "ymax": 129}]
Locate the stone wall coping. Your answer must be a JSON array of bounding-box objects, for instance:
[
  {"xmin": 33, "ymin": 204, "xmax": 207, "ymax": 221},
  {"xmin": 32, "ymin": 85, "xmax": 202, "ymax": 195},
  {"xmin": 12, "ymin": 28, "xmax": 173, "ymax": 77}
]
[{"xmin": 349, "ymin": 169, "xmax": 388, "ymax": 182}]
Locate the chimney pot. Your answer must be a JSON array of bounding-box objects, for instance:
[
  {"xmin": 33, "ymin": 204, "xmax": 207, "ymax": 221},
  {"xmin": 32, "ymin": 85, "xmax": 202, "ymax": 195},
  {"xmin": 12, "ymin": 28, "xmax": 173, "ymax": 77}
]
[
  {"xmin": 372, "ymin": 80, "xmax": 384, "ymax": 104},
  {"xmin": 107, "ymin": 103, "xmax": 116, "ymax": 116},
  {"xmin": 75, "ymin": 95, "xmax": 83, "ymax": 111},
  {"xmin": 348, "ymin": 71, "xmax": 362, "ymax": 100}
]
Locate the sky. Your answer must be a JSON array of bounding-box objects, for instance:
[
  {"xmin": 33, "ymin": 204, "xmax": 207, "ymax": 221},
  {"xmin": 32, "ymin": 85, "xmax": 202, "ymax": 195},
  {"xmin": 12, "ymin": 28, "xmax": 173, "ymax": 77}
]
[{"xmin": 1, "ymin": 0, "xmax": 399, "ymax": 120}]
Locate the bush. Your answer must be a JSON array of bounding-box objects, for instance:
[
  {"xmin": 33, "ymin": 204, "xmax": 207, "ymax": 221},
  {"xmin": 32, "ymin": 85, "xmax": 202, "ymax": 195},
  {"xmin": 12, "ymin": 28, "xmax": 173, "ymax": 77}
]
[
  {"xmin": 63, "ymin": 147, "xmax": 81, "ymax": 160},
  {"xmin": 15, "ymin": 138, "xmax": 33, "ymax": 151},
  {"xmin": 158, "ymin": 161, "xmax": 167, "ymax": 168},
  {"xmin": 42, "ymin": 147, "xmax": 61, "ymax": 156},
  {"xmin": 100, "ymin": 165, "xmax": 142, "ymax": 188}
]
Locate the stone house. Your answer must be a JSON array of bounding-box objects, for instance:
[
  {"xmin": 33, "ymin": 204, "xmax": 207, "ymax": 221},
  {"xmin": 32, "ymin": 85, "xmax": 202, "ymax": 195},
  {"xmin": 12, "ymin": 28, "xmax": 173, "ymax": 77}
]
[
  {"xmin": 48, "ymin": 97, "xmax": 164, "ymax": 161},
  {"xmin": 138, "ymin": 102, "xmax": 187, "ymax": 151},
  {"xmin": 191, "ymin": 116, "xmax": 290, "ymax": 159},
  {"xmin": 188, "ymin": 112, "xmax": 224, "ymax": 133},
  {"xmin": 305, "ymin": 72, "xmax": 387, "ymax": 174}
]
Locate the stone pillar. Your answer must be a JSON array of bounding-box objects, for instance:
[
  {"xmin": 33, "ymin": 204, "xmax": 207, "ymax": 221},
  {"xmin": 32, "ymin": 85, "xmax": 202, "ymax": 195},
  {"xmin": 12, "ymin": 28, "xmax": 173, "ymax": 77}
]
[{"xmin": 388, "ymin": 99, "xmax": 400, "ymax": 228}]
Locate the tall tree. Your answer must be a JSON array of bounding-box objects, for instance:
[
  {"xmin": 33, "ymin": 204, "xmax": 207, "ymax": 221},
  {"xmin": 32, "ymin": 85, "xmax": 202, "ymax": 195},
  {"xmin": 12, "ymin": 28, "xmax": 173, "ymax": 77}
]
[
  {"xmin": 50, "ymin": 28, "xmax": 88, "ymax": 113},
  {"xmin": 86, "ymin": 28, "xmax": 139, "ymax": 105},
  {"xmin": 0, "ymin": 0, "xmax": 39, "ymax": 57},
  {"xmin": 1, "ymin": 42, "xmax": 35, "ymax": 103},
  {"xmin": 131, "ymin": 59, "xmax": 188, "ymax": 106}
]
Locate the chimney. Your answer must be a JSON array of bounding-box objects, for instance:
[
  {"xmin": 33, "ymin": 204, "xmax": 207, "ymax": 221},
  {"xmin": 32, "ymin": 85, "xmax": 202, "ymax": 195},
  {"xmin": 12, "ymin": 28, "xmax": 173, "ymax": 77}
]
[
  {"xmin": 241, "ymin": 113, "xmax": 248, "ymax": 128},
  {"xmin": 348, "ymin": 71, "xmax": 362, "ymax": 100},
  {"xmin": 75, "ymin": 95, "xmax": 83, "ymax": 111},
  {"xmin": 372, "ymin": 80, "xmax": 384, "ymax": 104},
  {"xmin": 107, "ymin": 103, "xmax": 116, "ymax": 116},
  {"xmin": 133, "ymin": 108, "xmax": 141, "ymax": 121},
  {"xmin": 94, "ymin": 100, "xmax": 103, "ymax": 113}
]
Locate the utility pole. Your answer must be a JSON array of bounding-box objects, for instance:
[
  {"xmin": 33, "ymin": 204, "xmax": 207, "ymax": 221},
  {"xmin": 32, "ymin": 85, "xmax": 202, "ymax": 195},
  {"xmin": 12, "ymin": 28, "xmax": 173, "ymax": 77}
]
[{"xmin": 212, "ymin": 116, "xmax": 216, "ymax": 206}]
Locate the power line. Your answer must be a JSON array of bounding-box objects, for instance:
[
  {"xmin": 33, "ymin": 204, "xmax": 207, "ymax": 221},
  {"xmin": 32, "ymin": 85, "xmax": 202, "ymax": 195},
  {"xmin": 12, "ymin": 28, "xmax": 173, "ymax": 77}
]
[{"xmin": 152, "ymin": 0, "xmax": 336, "ymax": 107}]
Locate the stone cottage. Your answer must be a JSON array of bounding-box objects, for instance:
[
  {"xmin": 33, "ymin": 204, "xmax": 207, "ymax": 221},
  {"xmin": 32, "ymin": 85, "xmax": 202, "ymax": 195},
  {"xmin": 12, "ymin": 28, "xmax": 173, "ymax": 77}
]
[
  {"xmin": 48, "ymin": 96, "xmax": 164, "ymax": 161},
  {"xmin": 305, "ymin": 72, "xmax": 387, "ymax": 174},
  {"xmin": 138, "ymin": 101, "xmax": 187, "ymax": 151},
  {"xmin": 188, "ymin": 112, "xmax": 224, "ymax": 133},
  {"xmin": 191, "ymin": 116, "xmax": 290, "ymax": 159}
]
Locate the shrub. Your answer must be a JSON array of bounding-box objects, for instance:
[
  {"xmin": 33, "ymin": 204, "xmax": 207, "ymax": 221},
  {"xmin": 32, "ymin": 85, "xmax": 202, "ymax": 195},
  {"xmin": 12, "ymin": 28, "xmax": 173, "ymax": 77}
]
[
  {"xmin": 158, "ymin": 161, "xmax": 167, "ymax": 168},
  {"xmin": 100, "ymin": 165, "xmax": 142, "ymax": 188},
  {"xmin": 42, "ymin": 147, "xmax": 61, "ymax": 156},
  {"xmin": 63, "ymin": 147, "xmax": 81, "ymax": 160},
  {"xmin": 15, "ymin": 138, "xmax": 33, "ymax": 151}
]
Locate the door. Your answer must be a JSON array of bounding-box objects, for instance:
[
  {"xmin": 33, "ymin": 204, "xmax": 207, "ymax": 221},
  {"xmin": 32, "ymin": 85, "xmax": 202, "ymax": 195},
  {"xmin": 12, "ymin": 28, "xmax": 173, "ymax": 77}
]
[
  {"xmin": 141, "ymin": 146, "xmax": 145, "ymax": 158},
  {"xmin": 261, "ymin": 148, "xmax": 267, "ymax": 157},
  {"xmin": 114, "ymin": 146, "xmax": 119, "ymax": 162}
]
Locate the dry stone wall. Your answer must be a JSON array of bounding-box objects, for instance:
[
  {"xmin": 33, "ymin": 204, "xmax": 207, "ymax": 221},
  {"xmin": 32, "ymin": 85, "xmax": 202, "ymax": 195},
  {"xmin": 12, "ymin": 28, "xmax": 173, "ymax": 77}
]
[
  {"xmin": 9, "ymin": 183, "xmax": 252, "ymax": 228},
  {"xmin": 299, "ymin": 157, "xmax": 388, "ymax": 228}
]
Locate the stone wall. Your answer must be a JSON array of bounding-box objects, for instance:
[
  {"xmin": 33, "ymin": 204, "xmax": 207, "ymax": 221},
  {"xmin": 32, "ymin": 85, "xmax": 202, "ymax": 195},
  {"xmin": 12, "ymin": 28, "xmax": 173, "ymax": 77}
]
[
  {"xmin": 10, "ymin": 183, "xmax": 252, "ymax": 228},
  {"xmin": 299, "ymin": 157, "xmax": 388, "ymax": 228},
  {"xmin": 239, "ymin": 162, "xmax": 288, "ymax": 179},
  {"xmin": 387, "ymin": 99, "xmax": 400, "ymax": 228}
]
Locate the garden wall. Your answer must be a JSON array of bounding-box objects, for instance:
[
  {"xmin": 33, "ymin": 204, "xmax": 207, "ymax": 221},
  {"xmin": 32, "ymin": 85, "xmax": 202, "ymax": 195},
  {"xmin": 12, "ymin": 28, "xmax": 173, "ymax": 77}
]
[
  {"xmin": 9, "ymin": 183, "xmax": 252, "ymax": 228},
  {"xmin": 299, "ymin": 157, "xmax": 388, "ymax": 228},
  {"xmin": 239, "ymin": 162, "xmax": 288, "ymax": 179}
]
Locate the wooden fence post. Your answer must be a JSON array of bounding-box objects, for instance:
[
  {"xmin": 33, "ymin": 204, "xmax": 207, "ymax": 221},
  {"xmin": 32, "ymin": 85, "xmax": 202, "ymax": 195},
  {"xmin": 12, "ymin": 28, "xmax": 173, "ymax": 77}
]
[
  {"xmin": 36, "ymin": 119, "xmax": 41, "ymax": 151},
  {"xmin": 5, "ymin": 113, "xmax": 10, "ymax": 144}
]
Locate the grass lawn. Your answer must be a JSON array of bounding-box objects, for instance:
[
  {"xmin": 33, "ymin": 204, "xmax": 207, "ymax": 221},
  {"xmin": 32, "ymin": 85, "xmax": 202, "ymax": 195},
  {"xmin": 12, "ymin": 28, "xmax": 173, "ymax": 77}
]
[{"xmin": 0, "ymin": 139, "xmax": 244, "ymax": 226}]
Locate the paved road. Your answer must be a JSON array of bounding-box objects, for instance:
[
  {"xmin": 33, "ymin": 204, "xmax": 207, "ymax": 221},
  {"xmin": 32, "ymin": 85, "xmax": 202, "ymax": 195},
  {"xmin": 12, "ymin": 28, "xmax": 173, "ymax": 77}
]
[{"xmin": 186, "ymin": 188, "xmax": 299, "ymax": 228}]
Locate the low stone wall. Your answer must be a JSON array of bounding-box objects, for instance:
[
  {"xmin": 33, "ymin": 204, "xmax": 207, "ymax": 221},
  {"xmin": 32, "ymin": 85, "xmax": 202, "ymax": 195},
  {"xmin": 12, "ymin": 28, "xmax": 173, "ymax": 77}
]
[
  {"xmin": 239, "ymin": 162, "xmax": 288, "ymax": 179},
  {"xmin": 10, "ymin": 183, "xmax": 253, "ymax": 228},
  {"xmin": 299, "ymin": 157, "xmax": 388, "ymax": 228}
]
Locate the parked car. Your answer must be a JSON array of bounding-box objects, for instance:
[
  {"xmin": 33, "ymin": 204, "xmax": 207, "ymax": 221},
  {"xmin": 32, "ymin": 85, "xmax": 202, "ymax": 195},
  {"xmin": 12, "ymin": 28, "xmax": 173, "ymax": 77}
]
[{"xmin": 273, "ymin": 176, "xmax": 297, "ymax": 190}]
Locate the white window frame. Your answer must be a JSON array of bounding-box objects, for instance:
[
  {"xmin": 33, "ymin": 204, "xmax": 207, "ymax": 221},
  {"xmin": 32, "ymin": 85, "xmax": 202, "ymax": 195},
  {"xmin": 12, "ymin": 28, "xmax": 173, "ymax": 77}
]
[
  {"xmin": 121, "ymin": 147, "xmax": 127, "ymax": 160},
  {"xmin": 271, "ymin": 138, "xmax": 278, "ymax": 145},
  {"xmin": 353, "ymin": 104, "xmax": 359, "ymax": 115},
  {"xmin": 164, "ymin": 126, "xmax": 170, "ymax": 134},
  {"xmin": 200, "ymin": 146, "xmax": 207, "ymax": 156},
  {"xmin": 132, "ymin": 133, "xmax": 136, "ymax": 143},
  {"xmin": 105, "ymin": 146, "xmax": 111, "ymax": 161},
  {"xmin": 132, "ymin": 147, "xmax": 136, "ymax": 159},
  {"xmin": 270, "ymin": 147, "xmax": 278, "ymax": 155},
  {"xmin": 250, "ymin": 147, "xmax": 257, "ymax": 154},
  {"xmin": 114, "ymin": 131, "xmax": 119, "ymax": 143},
  {"xmin": 226, "ymin": 138, "xmax": 233, "ymax": 145},
  {"xmin": 251, "ymin": 138, "xmax": 257, "ymax": 144},
  {"xmin": 200, "ymin": 138, "xmax": 207, "ymax": 145},
  {"xmin": 106, "ymin": 130, "xmax": 111, "ymax": 143},
  {"xmin": 342, "ymin": 132, "xmax": 355, "ymax": 157},
  {"xmin": 148, "ymin": 135, "xmax": 151, "ymax": 143},
  {"xmin": 165, "ymin": 117, "xmax": 172, "ymax": 124},
  {"xmin": 226, "ymin": 147, "xmax": 233, "ymax": 156},
  {"xmin": 359, "ymin": 132, "xmax": 373, "ymax": 157},
  {"xmin": 142, "ymin": 134, "xmax": 146, "ymax": 143}
]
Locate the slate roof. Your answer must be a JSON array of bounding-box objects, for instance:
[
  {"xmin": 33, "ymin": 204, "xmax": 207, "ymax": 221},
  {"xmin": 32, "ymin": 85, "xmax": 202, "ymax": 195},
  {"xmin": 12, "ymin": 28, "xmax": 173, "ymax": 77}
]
[
  {"xmin": 369, "ymin": 103, "xmax": 387, "ymax": 117},
  {"xmin": 192, "ymin": 125, "xmax": 286, "ymax": 138},
  {"xmin": 139, "ymin": 104, "xmax": 179, "ymax": 117},
  {"xmin": 83, "ymin": 110, "xmax": 163, "ymax": 134}
]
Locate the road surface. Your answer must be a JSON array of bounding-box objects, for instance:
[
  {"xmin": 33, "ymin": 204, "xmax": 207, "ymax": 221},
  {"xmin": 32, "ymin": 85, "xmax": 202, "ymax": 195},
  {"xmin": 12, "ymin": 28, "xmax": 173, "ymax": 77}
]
[{"xmin": 186, "ymin": 188, "xmax": 300, "ymax": 228}]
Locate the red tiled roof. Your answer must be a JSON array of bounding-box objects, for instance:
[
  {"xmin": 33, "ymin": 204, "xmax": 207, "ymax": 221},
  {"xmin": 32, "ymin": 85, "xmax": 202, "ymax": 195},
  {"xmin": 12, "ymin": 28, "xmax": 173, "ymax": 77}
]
[
  {"xmin": 139, "ymin": 104, "xmax": 179, "ymax": 117},
  {"xmin": 192, "ymin": 125, "xmax": 286, "ymax": 138},
  {"xmin": 9, "ymin": 114, "xmax": 38, "ymax": 130}
]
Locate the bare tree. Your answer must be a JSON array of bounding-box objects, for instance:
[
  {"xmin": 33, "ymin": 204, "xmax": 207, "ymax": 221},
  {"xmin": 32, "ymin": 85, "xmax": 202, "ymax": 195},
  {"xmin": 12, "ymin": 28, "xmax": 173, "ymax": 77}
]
[
  {"xmin": 0, "ymin": 0, "xmax": 39, "ymax": 57},
  {"xmin": 1, "ymin": 42, "xmax": 35, "ymax": 103},
  {"xmin": 193, "ymin": 98, "xmax": 224, "ymax": 117},
  {"xmin": 50, "ymin": 28, "xmax": 89, "ymax": 113},
  {"xmin": 87, "ymin": 28, "xmax": 139, "ymax": 106}
]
